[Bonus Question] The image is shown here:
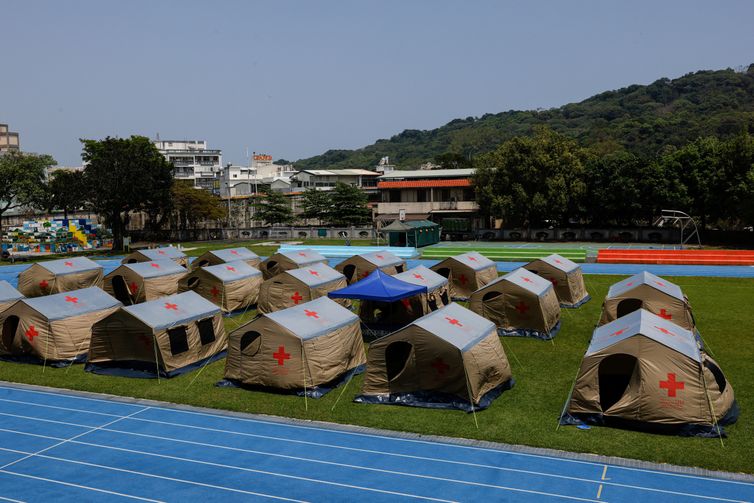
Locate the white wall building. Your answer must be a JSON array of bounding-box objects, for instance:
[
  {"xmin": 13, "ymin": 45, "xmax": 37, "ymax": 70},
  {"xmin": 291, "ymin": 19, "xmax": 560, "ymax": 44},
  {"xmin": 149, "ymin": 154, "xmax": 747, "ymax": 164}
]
[
  {"xmin": 220, "ymin": 154, "xmax": 296, "ymax": 197},
  {"xmin": 154, "ymin": 139, "xmax": 223, "ymax": 192}
]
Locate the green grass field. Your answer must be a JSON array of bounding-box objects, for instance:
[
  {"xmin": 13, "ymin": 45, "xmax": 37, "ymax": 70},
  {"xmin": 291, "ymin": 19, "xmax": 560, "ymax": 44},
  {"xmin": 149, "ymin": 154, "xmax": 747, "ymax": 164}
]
[
  {"xmin": 420, "ymin": 246, "xmax": 589, "ymax": 262},
  {"xmin": 1, "ymin": 273, "xmax": 752, "ymax": 474}
]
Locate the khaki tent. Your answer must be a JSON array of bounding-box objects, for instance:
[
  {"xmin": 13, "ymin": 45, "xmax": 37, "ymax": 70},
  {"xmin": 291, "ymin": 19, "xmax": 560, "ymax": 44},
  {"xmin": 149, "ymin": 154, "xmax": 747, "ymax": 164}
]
[
  {"xmin": 104, "ymin": 260, "xmax": 187, "ymax": 305},
  {"xmin": 0, "ymin": 287, "xmax": 121, "ymax": 364},
  {"xmin": 222, "ymin": 296, "xmax": 365, "ymax": 397},
  {"xmin": 190, "ymin": 247, "xmax": 261, "ymax": 271},
  {"xmin": 335, "ymin": 250, "xmax": 406, "ymax": 284},
  {"xmin": 258, "ymin": 262, "xmax": 349, "ymax": 314},
  {"xmin": 259, "ymin": 249, "xmax": 328, "ymax": 280},
  {"xmin": 121, "ymin": 246, "xmax": 189, "ymax": 268},
  {"xmin": 0, "ymin": 281, "xmax": 24, "ymax": 313},
  {"xmin": 356, "ymin": 302, "xmax": 513, "ymax": 411},
  {"xmin": 598, "ymin": 271, "xmax": 695, "ymax": 331},
  {"xmin": 179, "ymin": 260, "xmax": 263, "ymax": 313},
  {"xmin": 562, "ymin": 309, "xmax": 737, "ymax": 436},
  {"xmin": 524, "ymin": 254, "xmax": 590, "ymax": 308},
  {"xmin": 469, "ymin": 267, "xmax": 561, "ymax": 339},
  {"xmin": 430, "ymin": 252, "xmax": 498, "ymax": 300},
  {"xmin": 86, "ymin": 291, "xmax": 227, "ymax": 378},
  {"xmin": 17, "ymin": 257, "xmax": 104, "ymax": 297},
  {"xmin": 359, "ymin": 266, "xmax": 450, "ymax": 326}
]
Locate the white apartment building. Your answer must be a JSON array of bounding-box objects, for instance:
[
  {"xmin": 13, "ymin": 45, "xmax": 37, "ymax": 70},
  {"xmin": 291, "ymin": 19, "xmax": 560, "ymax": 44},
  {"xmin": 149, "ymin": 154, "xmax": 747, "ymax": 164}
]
[
  {"xmin": 154, "ymin": 139, "xmax": 223, "ymax": 192},
  {"xmin": 220, "ymin": 154, "xmax": 296, "ymax": 197}
]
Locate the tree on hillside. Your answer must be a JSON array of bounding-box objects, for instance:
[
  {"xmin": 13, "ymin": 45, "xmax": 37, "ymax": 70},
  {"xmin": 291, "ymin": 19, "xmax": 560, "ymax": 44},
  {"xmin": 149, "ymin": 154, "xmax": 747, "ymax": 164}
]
[
  {"xmin": 252, "ymin": 189, "xmax": 293, "ymax": 226},
  {"xmin": 434, "ymin": 152, "xmax": 473, "ymax": 170},
  {"xmin": 0, "ymin": 151, "xmax": 55, "ymax": 235},
  {"xmin": 46, "ymin": 169, "xmax": 88, "ymax": 219},
  {"xmin": 473, "ymin": 128, "xmax": 588, "ymax": 228},
  {"xmin": 171, "ymin": 181, "xmax": 226, "ymax": 230},
  {"xmin": 300, "ymin": 188, "xmax": 331, "ymax": 224},
  {"xmin": 327, "ymin": 182, "xmax": 371, "ymax": 227},
  {"xmin": 81, "ymin": 135, "xmax": 173, "ymax": 251}
]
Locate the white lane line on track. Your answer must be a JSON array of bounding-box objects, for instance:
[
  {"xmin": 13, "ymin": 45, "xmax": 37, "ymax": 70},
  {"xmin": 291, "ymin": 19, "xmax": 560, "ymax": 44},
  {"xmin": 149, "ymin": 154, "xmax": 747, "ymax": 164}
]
[{"xmin": 2, "ymin": 385, "xmax": 753, "ymax": 488}]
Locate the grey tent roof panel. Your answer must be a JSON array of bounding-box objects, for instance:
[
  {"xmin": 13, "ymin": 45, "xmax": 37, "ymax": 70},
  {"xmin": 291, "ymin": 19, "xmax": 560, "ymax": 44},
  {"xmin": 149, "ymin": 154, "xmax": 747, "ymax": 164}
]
[
  {"xmin": 23, "ymin": 287, "xmax": 121, "ymax": 321},
  {"xmin": 203, "ymin": 260, "xmax": 262, "ymax": 283},
  {"xmin": 588, "ymin": 309, "xmax": 700, "ymax": 361},
  {"xmin": 449, "ymin": 252, "xmax": 496, "ymax": 271},
  {"xmin": 359, "ymin": 250, "xmax": 404, "ymax": 267},
  {"xmin": 209, "ymin": 247, "xmax": 259, "ymax": 262},
  {"xmin": 265, "ymin": 296, "xmax": 359, "ymax": 341},
  {"xmin": 122, "ymin": 260, "xmax": 186, "ymax": 279},
  {"xmin": 286, "ymin": 262, "xmax": 344, "ymax": 287},
  {"xmin": 139, "ymin": 247, "xmax": 187, "ymax": 261},
  {"xmin": 37, "ymin": 257, "xmax": 102, "ymax": 276},
  {"xmin": 538, "ymin": 254, "xmax": 580, "ymax": 273},
  {"xmin": 0, "ymin": 280, "xmax": 24, "ymax": 304},
  {"xmin": 607, "ymin": 271, "xmax": 684, "ymax": 300},
  {"xmin": 124, "ymin": 291, "xmax": 221, "ymax": 330},
  {"xmin": 393, "ymin": 265, "xmax": 448, "ymax": 291},
  {"xmin": 412, "ymin": 302, "xmax": 496, "ymax": 352},
  {"xmin": 486, "ymin": 267, "xmax": 552, "ymax": 295},
  {"xmin": 278, "ymin": 249, "xmax": 327, "ymax": 266}
]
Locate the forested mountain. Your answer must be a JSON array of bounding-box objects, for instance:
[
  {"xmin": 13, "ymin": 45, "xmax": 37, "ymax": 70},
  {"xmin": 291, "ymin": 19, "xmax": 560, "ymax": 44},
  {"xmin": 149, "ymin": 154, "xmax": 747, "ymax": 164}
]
[{"xmin": 294, "ymin": 64, "xmax": 754, "ymax": 170}]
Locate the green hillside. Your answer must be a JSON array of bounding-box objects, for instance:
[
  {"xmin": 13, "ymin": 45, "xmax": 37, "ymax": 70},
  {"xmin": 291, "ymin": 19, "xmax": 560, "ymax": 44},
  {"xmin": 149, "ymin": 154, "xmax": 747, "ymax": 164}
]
[{"xmin": 294, "ymin": 64, "xmax": 754, "ymax": 170}]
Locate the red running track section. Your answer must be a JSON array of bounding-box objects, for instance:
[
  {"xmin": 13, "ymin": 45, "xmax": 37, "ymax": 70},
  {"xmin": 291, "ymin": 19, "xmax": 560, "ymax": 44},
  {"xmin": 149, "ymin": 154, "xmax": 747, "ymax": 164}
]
[{"xmin": 597, "ymin": 249, "xmax": 754, "ymax": 265}]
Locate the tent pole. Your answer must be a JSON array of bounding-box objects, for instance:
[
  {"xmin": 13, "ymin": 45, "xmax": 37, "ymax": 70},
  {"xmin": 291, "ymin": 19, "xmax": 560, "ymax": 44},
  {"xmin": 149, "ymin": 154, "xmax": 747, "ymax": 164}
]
[
  {"xmin": 461, "ymin": 353, "xmax": 479, "ymax": 429},
  {"xmin": 301, "ymin": 339, "xmax": 309, "ymax": 411},
  {"xmin": 699, "ymin": 359, "xmax": 725, "ymax": 447},
  {"xmin": 556, "ymin": 363, "xmax": 583, "ymax": 431}
]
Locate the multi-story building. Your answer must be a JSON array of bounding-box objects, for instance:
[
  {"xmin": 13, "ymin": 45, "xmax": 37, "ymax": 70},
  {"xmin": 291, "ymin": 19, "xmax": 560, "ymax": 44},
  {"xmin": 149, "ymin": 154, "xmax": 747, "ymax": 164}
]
[
  {"xmin": 154, "ymin": 139, "xmax": 222, "ymax": 192},
  {"xmin": 290, "ymin": 169, "xmax": 379, "ymax": 192},
  {"xmin": 375, "ymin": 168, "xmax": 480, "ymax": 238},
  {"xmin": 220, "ymin": 154, "xmax": 296, "ymax": 197},
  {"xmin": 0, "ymin": 123, "xmax": 20, "ymax": 153}
]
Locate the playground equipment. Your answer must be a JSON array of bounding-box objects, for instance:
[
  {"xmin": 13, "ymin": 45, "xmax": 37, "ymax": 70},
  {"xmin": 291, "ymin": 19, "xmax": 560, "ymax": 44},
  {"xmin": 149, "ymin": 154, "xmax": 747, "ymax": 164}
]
[{"xmin": 1, "ymin": 219, "xmax": 112, "ymax": 254}]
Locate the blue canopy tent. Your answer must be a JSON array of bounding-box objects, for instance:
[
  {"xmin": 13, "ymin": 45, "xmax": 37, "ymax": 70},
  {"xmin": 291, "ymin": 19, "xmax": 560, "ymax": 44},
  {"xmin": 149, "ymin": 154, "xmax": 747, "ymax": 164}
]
[{"xmin": 328, "ymin": 269, "xmax": 428, "ymax": 338}]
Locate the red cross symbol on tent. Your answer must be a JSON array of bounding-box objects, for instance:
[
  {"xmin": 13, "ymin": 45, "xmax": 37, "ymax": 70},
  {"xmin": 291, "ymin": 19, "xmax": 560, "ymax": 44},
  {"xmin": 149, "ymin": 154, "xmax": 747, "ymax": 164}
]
[
  {"xmin": 304, "ymin": 309, "xmax": 319, "ymax": 319},
  {"xmin": 150, "ymin": 263, "xmax": 160, "ymax": 269},
  {"xmin": 226, "ymin": 265, "xmax": 236, "ymax": 272},
  {"xmin": 413, "ymin": 273, "xmax": 424, "ymax": 280},
  {"xmin": 25, "ymin": 325, "xmax": 39, "ymax": 341},
  {"xmin": 521, "ymin": 276, "xmax": 533, "ymax": 283},
  {"xmin": 658, "ymin": 309, "xmax": 672, "ymax": 320},
  {"xmin": 210, "ymin": 286, "xmax": 220, "ymax": 299},
  {"xmin": 157, "ymin": 250, "xmax": 167, "ymax": 255},
  {"xmin": 467, "ymin": 256, "xmax": 477, "ymax": 261},
  {"xmin": 273, "ymin": 345, "xmax": 291, "ymax": 366},
  {"xmin": 655, "ymin": 281, "xmax": 666, "ymax": 287},
  {"xmin": 625, "ymin": 282, "xmax": 634, "ymax": 287},
  {"xmin": 291, "ymin": 291, "xmax": 303, "ymax": 304},
  {"xmin": 431, "ymin": 357, "xmax": 449, "ymax": 375},
  {"xmin": 64, "ymin": 261, "xmax": 73, "ymax": 267},
  {"xmin": 128, "ymin": 281, "xmax": 139, "ymax": 295},
  {"xmin": 298, "ymin": 252, "xmax": 307, "ymax": 257},
  {"xmin": 659, "ymin": 373, "xmax": 684, "ymax": 397},
  {"xmin": 65, "ymin": 296, "xmax": 78, "ymax": 304},
  {"xmin": 164, "ymin": 302, "xmax": 178, "ymax": 310},
  {"xmin": 445, "ymin": 317, "xmax": 462, "ymax": 327},
  {"xmin": 609, "ymin": 327, "xmax": 628, "ymax": 337},
  {"xmin": 39, "ymin": 280, "xmax": 49, "ymax": 290},
  {"xmin": 654, "ymin": 325, "xmax": 676, "ymax": 337},
  {"xmin": 361, "ymin": 270, "xmax": 370, "ymax": 279},
  {"xmin": 308, "ymin": 269, "xmax": 319, "ymax": 276},
  {"xmin": 400, "ymin": 298, "xmax": 413, "ymax": 311},
  {"xmin": 554, "ymin": 259, "xmax": 563, "ymax": 265},
  {"xmin": 230, "ymin": 250, "xmax": 239, "ymax": 255},
  {"xmin": 458, "ymin": 274, "xmax": 468, "ymax": 285},
  {"xmin": 375, "ymin": 254, "xmax": 384, "ymax": 260},
  {"xmin": 515, "ymin": 301, "xmax": 530, "ymax": 315}
]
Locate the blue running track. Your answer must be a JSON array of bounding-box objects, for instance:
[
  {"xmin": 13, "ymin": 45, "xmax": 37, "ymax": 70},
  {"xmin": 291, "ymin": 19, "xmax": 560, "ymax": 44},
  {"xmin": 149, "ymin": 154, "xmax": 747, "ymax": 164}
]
[{"xmin": 0, "ymin": 383, "xmax": 751, "ymax": 502}]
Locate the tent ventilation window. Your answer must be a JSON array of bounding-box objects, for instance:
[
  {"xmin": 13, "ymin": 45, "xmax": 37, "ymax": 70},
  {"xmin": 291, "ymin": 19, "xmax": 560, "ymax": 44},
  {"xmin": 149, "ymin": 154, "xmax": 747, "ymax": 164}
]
[
  {"xmin": 482, "ymin": 291, "xmax": 502, "ymax": 302},
  {"xmin": 385, "ymin": 341, "xmax": 413, "ymax": 381},
  {"xmin": 197, "ymin": 260, "xmax": 210, "ymax": 268},
  {"xmin": 395, "ymin": 264, "xmax": 404, "ymax": 273},
  {"xmin": 240, "ymin": 331, "xmax": 262, "ymax": 356},
  {"xmin": 436, "ymin": 267, "xmax": 451, "ymax": 279},
  {"xmin": 197, "ymin": 318, "xmax": 216, "ymax": 345},
  {"xmin": 528, "ymin": 269, "xmax": 539, "ymax": 276},
  {"xmin": 428, "ymin": 297, "xmax": 438, "ymax": 311},
  {"xmin": 187, "ymin": 277, "xmax": 200, "ymax": 289},
  {"xmin": 704, "ymin": 360, "xmax": 727, "ymax": 392},
  {"xmin": 2, "ymin": 315, "xmax": 20, "ymax": 351},
  {"xmin": 167, "ymin": 326, "xmax": 190, "ymax": 355},
  {"xmin": 266, "ymin": 260, "xmax": 278, "ymax": 273},
  {"xmin": 110, "ymin": 275, "xmax": 133, "ymax": 306},
  {"xmin": 616, "ymin": 298, "xmax": 643, "ymax": 318},
  {"xmin": 343, "ymin": 264, "xmax": 356, "ymax": 283},
  {"xmin": 598, "ymin": 353, "xmax": 637, "ymax": 412},
  {"xmin": 127, "ymin": 259, "xmax": 138, "ymax": 264}
]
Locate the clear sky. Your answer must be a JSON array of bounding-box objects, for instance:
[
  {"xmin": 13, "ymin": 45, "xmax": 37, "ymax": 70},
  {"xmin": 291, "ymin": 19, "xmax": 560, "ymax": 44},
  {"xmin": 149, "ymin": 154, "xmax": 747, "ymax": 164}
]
[{"xmin": 4, "ymin": 1, "xmax": 754, "ymax": 166}]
